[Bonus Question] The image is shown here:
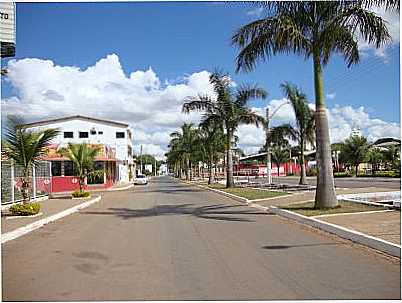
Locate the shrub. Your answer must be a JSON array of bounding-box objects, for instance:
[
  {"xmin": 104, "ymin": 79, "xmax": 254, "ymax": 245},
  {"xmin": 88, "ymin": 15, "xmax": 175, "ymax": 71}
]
[
  {"xmin": 9, "ymin": 202, "xmax": 41, "ymax": 216},
  {"xmin": 306, "ymin": 168, "xmax": 318, "ymax": 176},
  {"xmin": 334, "ymin": 171, "xmax": 352, "ymax": 178},
  {"xmin": 72, "ymin": 190, "xmax": 90, "ymax": 198}
]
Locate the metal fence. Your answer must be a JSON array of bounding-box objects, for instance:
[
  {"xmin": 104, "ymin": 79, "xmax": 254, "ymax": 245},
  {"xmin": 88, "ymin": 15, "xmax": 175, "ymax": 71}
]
[{"xmin": 1, "ymin": 160, "xmax": 52, "ymax": 205}]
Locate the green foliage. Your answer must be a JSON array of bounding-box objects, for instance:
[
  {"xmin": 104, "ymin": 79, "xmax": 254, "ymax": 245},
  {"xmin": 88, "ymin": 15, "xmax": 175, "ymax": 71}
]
[
  {"xmin": 334, "ymin": 171, "xmax": 352, "ymax": 178},
  {"xmin": 340, "ymin": 136, "xmax": 370, "ymax": 176},
  {"xmin": 306, "ymin": 168, "xmax": 318, "ymax": 176},
  {"xmin": 60, "ymin": 143, "xmax": 100, "ymax": 191},
  {"xmin": 182, "ymin": 70, "xmax": 267, "ymax": 187},
  {"xmin": 9, "ymin": 202, "xmax": 41, "ymax": 216},
  {"xmin": 72, "ymin": 190, "xmax": 90, "ymax": 198},
  {"xmin": 1, "ymin": 116, "xmax": 59, "ymax": 202},
  {"xmin": 360, "ymin": 171, "xmax": 400, "ymax": 178},
  {"xmin": 271, "ymin": 145, "xmax": 290, "ymax": 171}
]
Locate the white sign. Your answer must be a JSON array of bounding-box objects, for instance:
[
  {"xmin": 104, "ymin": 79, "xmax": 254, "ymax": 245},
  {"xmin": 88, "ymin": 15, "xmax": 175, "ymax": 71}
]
[
  {"xmin": 145, "ymin": 164, "xmax": 153, "ymax": 172},
  {"xmin": 0, "ymin": 2, "xmax": 15, "ymax": 44}
]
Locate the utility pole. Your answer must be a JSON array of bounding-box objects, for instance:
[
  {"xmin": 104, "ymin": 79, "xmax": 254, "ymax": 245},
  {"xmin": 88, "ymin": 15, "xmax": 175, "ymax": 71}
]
[
  {"xmin": 154, "ymin": 158, "xmax": 157, "ymax": 177},
  {"xmin": 140, "ymin": 145, "xmax": 143, "ymax": 175},
  {"xmin": 266, "ymin": 108, "xmax": 272, "ymax": 185}
]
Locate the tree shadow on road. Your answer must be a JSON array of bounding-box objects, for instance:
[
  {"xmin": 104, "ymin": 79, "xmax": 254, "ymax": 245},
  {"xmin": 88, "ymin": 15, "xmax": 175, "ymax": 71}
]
[
  {"xmin": 262, "ymin": 242, "xmax": 346, "ymax": 250},
  {"xmin": 80, "ymin": 203, "xmax": 272, "ymax": 222}
]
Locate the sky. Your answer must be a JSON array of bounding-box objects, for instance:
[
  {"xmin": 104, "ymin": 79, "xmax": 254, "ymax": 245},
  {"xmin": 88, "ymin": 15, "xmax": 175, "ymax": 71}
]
[{"xmin": 1, "ymin": 1, "xmax": 400, "ymax": 159}]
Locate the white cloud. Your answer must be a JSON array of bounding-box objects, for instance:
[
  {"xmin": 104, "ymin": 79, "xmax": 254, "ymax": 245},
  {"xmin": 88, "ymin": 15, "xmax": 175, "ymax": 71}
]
[
  {"xmin": 326, "ymin": 93, "xmax": 336, "ymax": 100},
  {"xmin": 1, "ymin": 54, "xmax": 214, "ymax": 159},
  {"xmin": 2, "ymin": 54, "xmax": 400, "ymax": 158}
]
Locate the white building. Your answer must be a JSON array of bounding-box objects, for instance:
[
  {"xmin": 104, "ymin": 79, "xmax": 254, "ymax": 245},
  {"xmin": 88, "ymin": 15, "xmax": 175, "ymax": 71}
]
[{"xmin": 24, "ymin": 115, "xmax": 134, "ymax": 189}]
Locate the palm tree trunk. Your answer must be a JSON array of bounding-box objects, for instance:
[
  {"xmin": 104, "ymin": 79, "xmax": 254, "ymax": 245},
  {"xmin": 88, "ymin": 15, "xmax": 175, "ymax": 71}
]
[
  {"xmin": 313, "ymin": 53, "xmax": 338, "ymax": 208},
  {"xmin": 21, "ymin": 168, "xmax": 31, "ymax": 203},
  {"xmin": 299, "ymin": 139, "xmax": 307, "ymax": 185},
  {"xmin": 355, "ymin": 164, "xmax": 359, "ymax": 177},
  {"xmin": 226, "ymin": 129, "xmax": 234, "ymax": 188}
]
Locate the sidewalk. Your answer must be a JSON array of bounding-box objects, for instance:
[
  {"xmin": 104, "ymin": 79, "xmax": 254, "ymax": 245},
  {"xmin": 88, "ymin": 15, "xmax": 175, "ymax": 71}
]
[
  {"xmin": 317, "ymin": 211, "xmax": 400, "ymax": 245},
  {"xmin": 255, "ymin": 187, "xmax": 397, "ymax": 208},
  {"xmin": 1, "ymin": 196, "xmax": 99, "ymax": 234},
  {"xmin": 50, "ymin": 181, "xmax": 133, "ymax": 198}
]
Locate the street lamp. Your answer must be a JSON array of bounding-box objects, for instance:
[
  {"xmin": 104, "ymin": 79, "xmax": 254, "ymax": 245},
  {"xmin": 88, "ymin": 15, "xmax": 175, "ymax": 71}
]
[{"xmin": 265, "ymin": 101, "xmax": 290, "ymax": 185}]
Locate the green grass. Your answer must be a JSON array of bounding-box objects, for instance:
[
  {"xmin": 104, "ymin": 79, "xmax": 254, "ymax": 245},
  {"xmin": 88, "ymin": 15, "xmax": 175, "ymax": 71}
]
[
  {"xmin": 207, "ymin": 183, "xmax": 287, "ymax": 200},
  {"xmin": 280, "ymin": 200, "xmax": 383, "ymax": 217}
]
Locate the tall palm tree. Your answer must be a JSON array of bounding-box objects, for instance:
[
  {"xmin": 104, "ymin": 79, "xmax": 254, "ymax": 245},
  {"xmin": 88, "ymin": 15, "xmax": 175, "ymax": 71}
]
[
  {"xmin": 270, "ymin": 83, "xmax": 315, "ymax": 185},
  {"xmin": 169, "ymin": 123, "xmax": 198, "ymax": 180},
  {"xmin": 182, "ymin": 70, "xmax": 267, "ymax": 188},
  {"xmin": 232, "ymin": 1, "xmax": 392, "ymax": 208},
  {"xmin": 2, "ymin": 117, "xmax": 59, "ymax": 202},
  {"xmin": 197, "ymin": 121, "xmax": 226, "ymax": 184},
  {"xmin": 61, "ymin": 143, "xmax": 101, "ymax": 192}
]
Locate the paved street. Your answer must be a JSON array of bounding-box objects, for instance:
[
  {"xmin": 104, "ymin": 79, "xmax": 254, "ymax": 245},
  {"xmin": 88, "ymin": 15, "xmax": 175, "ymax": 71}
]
[{"xmin": 2, "ymin": 176, "xmax": 400, "ymax": 301}]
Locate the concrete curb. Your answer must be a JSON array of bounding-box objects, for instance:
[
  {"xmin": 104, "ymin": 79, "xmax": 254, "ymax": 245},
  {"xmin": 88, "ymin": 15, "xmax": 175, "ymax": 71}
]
[
  {"xmin": 1, "ymin": 196, "xmax": 49, "ymax": 211},
  {"xmin": 181, "ymin": 179, "xmax": 290, "ymax": 205},
  {"xmin": 1, "ymin": 195, "xmax": 102, "ymax": 244},
  {"xmin": 269, "ymin": 206, "xmax": 401, "ymax": 258},
  {"xmin": 107, "ymin": 183, "xmax": 134, "ymax": 192}
]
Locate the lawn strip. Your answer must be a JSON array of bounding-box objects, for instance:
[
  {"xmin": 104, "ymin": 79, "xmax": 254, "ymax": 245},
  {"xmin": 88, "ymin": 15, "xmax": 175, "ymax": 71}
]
[{"xmin": 280, "ymin": 200, "xmax": 385, "ymax": 217}]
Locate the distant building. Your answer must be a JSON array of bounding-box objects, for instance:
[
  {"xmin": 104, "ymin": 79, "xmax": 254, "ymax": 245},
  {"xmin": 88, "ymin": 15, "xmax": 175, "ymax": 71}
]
[
  {"xmin": 350, "ymin": 127, "xmax": 362, "ymax": 137},
  {"xmin": 23, "ymin": 115, "xmax": 134, "ymax": 192}
]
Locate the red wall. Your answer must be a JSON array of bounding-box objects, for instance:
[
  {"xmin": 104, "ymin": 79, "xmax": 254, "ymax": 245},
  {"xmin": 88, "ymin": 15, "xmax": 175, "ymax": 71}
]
[
  {"xmin": 234, "ymin": 162, "xmax": 303, "ymax": 177},
  {"xmin": 51, "ymin": 176, "xmax": 114, "ymax": 193}
]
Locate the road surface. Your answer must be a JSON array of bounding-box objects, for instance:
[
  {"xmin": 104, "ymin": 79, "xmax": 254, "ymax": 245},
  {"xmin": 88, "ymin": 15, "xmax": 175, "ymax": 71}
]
[{"xmin": 2, "ymin": 176, "xmax": 400, "ymax": 300}]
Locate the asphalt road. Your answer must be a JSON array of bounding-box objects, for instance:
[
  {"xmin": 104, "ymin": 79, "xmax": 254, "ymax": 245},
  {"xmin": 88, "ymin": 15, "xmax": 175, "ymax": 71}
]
[
  {"xmin": 257, "ymin": 176, "xmax": 401, "ymax": 189},
  {"xmin": 2, "ymin": 176, "xmax": 400, "ymax": 300}
]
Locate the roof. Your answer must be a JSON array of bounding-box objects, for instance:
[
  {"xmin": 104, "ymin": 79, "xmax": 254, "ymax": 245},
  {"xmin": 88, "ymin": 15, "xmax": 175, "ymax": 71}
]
[
  {"xmin": 22, "ymin": 115, "xmax": 129, "ymax": 128},
  {"xmin": 372, "ymin": 137, "xmax": 401, "ymax": 147}
]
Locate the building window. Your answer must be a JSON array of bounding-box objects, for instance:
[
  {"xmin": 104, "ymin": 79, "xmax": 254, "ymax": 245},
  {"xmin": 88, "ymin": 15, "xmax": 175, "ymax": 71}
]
[
  {"xmin": 79, "ymin": 132, "xmax": 89, "ymax": 138},
  {"xmin": 64, "ymin": 132, "xmax": 73, "ymax": 138},
  {"xmin": 64, "ymin": 161, "xmax": 75, "ymax": 176},
  {"xmin": 98, "ymin": 131, "xmax": 103, "ymax": 135},
  {"xmin": 51, "ymin": 161, "xmax": 62, "ymax": 176},
  {"xmin": 116, "ymin": 132, "xmax": 125, "ymax": 138},
  {"xmin": 90, "ymin": 128, "xmax": 97, "ymax": 135}
]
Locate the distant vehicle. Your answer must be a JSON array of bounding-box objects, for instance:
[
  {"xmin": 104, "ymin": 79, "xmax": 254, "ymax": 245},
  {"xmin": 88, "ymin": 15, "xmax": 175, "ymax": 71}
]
[{"xmin": 134, "ymin": 174, "xmax": 148, "ymax": 185}]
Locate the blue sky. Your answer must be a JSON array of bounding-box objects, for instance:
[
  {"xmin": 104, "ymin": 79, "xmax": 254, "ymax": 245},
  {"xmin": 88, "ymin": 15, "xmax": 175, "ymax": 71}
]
[{"xmin": 1, "ymin": 1, "xmax": 400, "ymax": 156}]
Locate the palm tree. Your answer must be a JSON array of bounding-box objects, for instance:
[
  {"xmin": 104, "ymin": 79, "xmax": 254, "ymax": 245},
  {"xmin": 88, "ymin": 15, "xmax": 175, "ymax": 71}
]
[
  {"xmin": 271, "ymin": 145, "xmax": 290, "ymax": 181},
  {"xmin": 1, "ymin": 117, "xmax": 59, "ymax": 202},
  {"xmin": 182, "ymin": 70, "xmax": 267, "ymax": 188},
  {"xmin": 270, "ymin": 83, "xmax": 315, "ymax": 185},
  {"xmin": 340, "ymin": 136, "xmax": 370, "ymax": 177},
  {"xmin": 169, "ymin": 123, "xmax": 198, "ymax": 181},
  {"xmin": 61, "ymin": 143, "xmax": 101, "ymax": 192},
  {"xmin": 367, "ymin": 148, "xmax": 384, "ymax": 174},
  {"xmin": 232, "ymin": 1, "xmax": 392, "ymax": 208},
  {"xmin": 197, "ymin": 121, "xmax": 226, "ymax": 184}
]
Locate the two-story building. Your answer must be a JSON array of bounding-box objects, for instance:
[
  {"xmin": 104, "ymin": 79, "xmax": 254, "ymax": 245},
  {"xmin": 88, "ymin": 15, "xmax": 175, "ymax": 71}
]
[{"xmin": 23, "ymin": 115, "xmax": 134, "ymax": 192}]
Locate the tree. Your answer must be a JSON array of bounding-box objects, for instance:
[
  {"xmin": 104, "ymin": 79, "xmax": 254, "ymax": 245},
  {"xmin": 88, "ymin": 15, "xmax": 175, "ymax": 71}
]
[
  {"xmin": 168, "ymin": 123, "xmax": 198, "ymax": 180},
  {"xmin": 270, "ymin": 83, "xmax": 315, "ymax": 185},
  {"xmin": 271, "ymin": 145, "xmax": 290, "ymax": 180},
  {"xmin": 382, "ymin": 144, "xmax": 400, "ymax": 171},
  {"xmin": 340, "ymin": 136, "xmax": 370, "ymax": 177},
  {"xmin": 367, "ymin": 148, "xmax": 384, "ymax": 174},
  {"xmin": 1, "ymin": 117, "xmax": 59, "ymax": 202},
  {"xmin": 197, "ymin": 121, "xmax": 226, "ymax": 184},
  {"xmin": 61, "ymin": 143, "xmax": 101, "ymax": 192},
  {"xmin": 182, "ymin": 70, "xmax": 267, "ymax": 188},
  {"xmin": 232, "ymin": 1, "xmax": 392, "ymax": 208}
]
